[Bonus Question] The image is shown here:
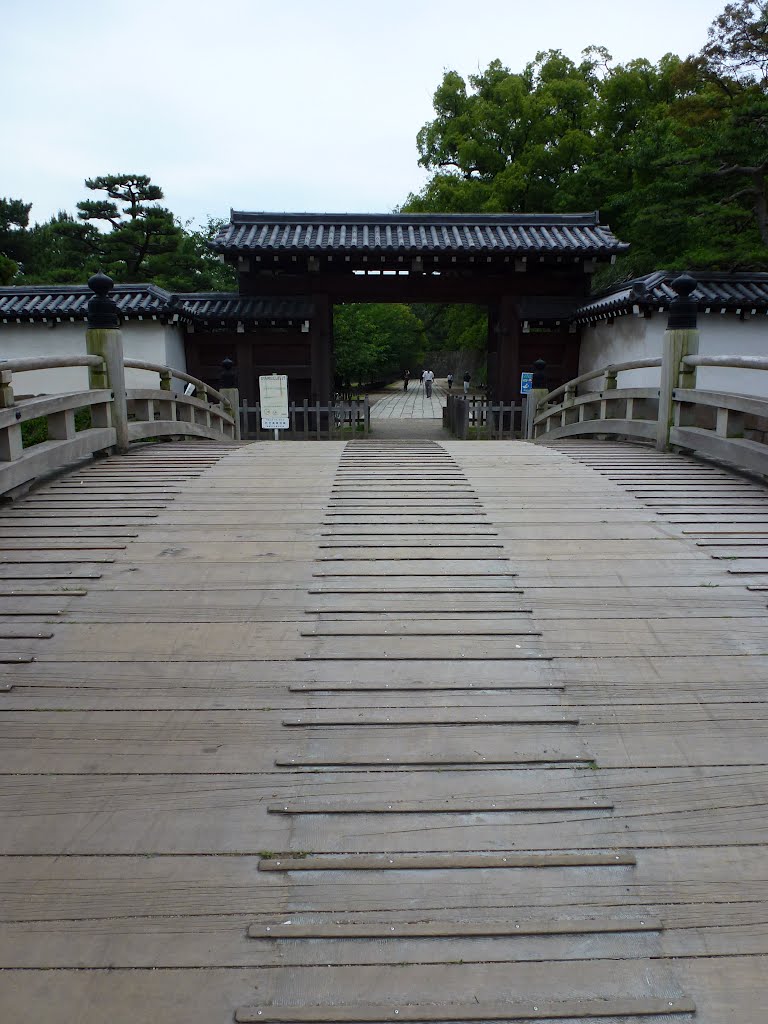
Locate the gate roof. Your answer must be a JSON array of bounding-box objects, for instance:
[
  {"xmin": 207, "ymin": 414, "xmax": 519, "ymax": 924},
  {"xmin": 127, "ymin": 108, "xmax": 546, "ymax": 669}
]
[{"xmin": 210, "ymin": 211, "xmax": 628, "ymax": 259}]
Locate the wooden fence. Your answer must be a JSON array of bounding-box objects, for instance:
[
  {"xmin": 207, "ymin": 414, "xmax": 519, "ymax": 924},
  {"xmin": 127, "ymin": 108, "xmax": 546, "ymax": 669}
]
[
  {"xmin": 241, "ymin": 398, "xmax": 370, "ymax": 440},
  {"xmin": 445, "ymin": 395, "xmax": 521, "ymax": 439}
]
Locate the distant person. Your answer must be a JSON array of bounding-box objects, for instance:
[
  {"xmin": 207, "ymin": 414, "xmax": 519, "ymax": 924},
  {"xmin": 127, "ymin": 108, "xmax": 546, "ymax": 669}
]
[
  {"xmin": 463, "ymin": 371, "xmax": 471, "ymax": 395},
  {"xmin": 446, "ymin": 373, "xmax": 454, "ymax": 391},
  {"xmin": 425, "ymin": 369, "xmax": 434, "ymax": 398},
  {"xmin": 420, "ymin": 369, "xmax": 427, "ymax": 389},
  {"xmin": 403, "ymin": 370, "xmax": 410, "ymax": 391}
]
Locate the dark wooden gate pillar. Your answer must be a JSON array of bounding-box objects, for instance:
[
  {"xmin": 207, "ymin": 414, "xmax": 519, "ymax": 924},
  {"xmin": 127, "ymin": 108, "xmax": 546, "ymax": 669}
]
[
  {"xmin": 490, "ymin": 295, "xmax": 521, "ymax": 404},
  {"xmin": 310, "ymin": 293, "xmax": 333, "ymax": 403}
]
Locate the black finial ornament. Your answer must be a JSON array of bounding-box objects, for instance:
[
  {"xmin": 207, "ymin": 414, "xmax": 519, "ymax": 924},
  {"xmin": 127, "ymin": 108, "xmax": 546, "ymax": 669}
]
[
  {"xmin": 220, "ymin": 357, "xmax": 237, "ymax": 388},
  {"xmin": 87, "ymin": 270, "xmax": 120, "ymax": 329},
  {"xmin": 666, "ymin": 274, "xmax": 698, "ymax": 331}
]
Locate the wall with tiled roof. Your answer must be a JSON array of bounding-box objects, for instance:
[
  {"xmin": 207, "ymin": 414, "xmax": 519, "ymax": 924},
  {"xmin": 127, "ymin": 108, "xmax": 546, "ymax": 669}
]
[
  {"xmin": 577, "ymin": 273, "xmax": 768, "ymax": 399},
  {"xmin": 0, "ymin": 285, "xmax": 311, "ymax": 326},
  {"xmin": 573, "ymin": 271, "xmax": 768, "ymax": 324}
]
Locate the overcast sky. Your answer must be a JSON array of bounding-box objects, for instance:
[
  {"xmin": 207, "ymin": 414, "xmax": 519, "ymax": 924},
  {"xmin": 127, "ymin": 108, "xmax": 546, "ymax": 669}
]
[{"xmin": 3, "ymin": 0, "xmax": 728, "ymax": 228}]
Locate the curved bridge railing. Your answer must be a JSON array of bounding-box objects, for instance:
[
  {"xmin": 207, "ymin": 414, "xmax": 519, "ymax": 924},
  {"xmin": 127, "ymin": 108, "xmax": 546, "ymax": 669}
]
[
  {"xmin": 527, "ymin": 352, "xmax": 768, "ymax": 479},
  {"xmin": 123, "ymin": 359, "xmax": 237, "ymax": 444},
  {"xmin": 0, "ymin": 355, "xmax": 237, "ymax": 496},
  {"xmin": 670, "ymin": 355, "xmax": 768, "ymax": 478},
  {"xmin": 528, "ymin": 358, "xmax": 662, "ymax": 444}
]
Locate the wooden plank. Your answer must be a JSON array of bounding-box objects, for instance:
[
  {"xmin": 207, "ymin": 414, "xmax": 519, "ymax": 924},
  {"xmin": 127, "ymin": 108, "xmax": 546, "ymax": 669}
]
[
  {"xmin": 258, "ymin": 852, "xmax": 636, "ymax": 871},
  {"xmin": 235, "ymin": 999, "xmax": 695, "ymax": 1022},
  {"xmin": 246, "ymin": 918, "xmax": 664, "ymax": 939},
  {"xmin": 266, "ymin": 798, "xmax": 612, "ymax": 814}
]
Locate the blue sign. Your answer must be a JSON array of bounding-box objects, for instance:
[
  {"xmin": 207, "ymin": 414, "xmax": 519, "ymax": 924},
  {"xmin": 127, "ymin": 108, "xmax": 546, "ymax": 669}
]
[{"xmin": 520, "ymin": 372, "xmax": 534, "ymax": 394}]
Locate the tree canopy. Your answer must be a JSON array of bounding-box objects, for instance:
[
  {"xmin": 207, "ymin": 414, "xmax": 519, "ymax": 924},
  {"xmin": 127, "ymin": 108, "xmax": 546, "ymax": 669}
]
[
  {"xmin": 407, "ymin": 2, "xmax": 768, "ymax": 283},
  {"xmin": 333, "ymin": 304, "xmax": 426, "ymax": 388},
  {"xmin": 0, "ymin": 174, "xmax": 236, "ymax": 291}
]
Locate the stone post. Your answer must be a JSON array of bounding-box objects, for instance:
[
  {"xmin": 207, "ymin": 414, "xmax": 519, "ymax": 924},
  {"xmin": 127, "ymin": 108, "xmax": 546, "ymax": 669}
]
[
  {"xmin": 656, "ymin": 274, "xmax": 699, "ymax": 452},
  {"xmin": 86, "ymin": 271, "xmax": 129, "ymax": 452}
]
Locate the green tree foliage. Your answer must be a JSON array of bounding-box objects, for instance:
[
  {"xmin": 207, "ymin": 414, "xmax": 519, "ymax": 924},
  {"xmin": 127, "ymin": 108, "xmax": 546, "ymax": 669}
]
[
  {"xmin": 3, "ymin": 177, "xmax": 237, "ymax": 291},
  {"xmin": 0, "ymin": 197, "xmax": 33, "ymax": 280},
  {"xmin": 333, "ymin": 304, "xmax": 426, "ymax": 387},
  {"xmin": 413, "ymin": 304, "xmax": 487, "ymax": 352},
  {"xmin": 407, "ymin": 5, "xmax": 768, "ymax": 287},
  {"xmin": 702, "ymin": 1, "xmax": 768, "ymax": 82},
  {"xmin": 75, "ymin": 174, "xmax": 184, "ymax": 280},
  {"xmin": 409, "ymin": 51, "xmax": 602, "ymax": 214}
]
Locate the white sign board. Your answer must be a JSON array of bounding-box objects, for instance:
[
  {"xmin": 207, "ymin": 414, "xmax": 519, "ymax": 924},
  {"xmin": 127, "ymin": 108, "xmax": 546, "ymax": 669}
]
[{"xmin": 259, "ymin": 374, "xmax": 289, "ymax": 429}]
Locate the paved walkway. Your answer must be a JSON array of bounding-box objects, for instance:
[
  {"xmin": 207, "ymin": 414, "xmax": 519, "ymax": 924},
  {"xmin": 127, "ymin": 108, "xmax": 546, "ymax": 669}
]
[
  {"xmin": 370, "ymin": 380, "xmax": 466, "ymax": 419},
  {"xmin": 1, "ymin": 438, "xmax": 767, "ymax": 1021}
]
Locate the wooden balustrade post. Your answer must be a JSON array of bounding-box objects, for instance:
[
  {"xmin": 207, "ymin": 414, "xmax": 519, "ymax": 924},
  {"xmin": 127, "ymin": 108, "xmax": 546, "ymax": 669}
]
[
  {"xmin": 716, "ymin": 406, "xmax": 745, "ymax": 438},
  {"xmin": 0, "ymin": 369, "xmax": 15, "ymax": 410},
  {"xmin": 0, "ymin": 367, "xmax": 22, "ymax": 461},
  {"xmin": 219, "ymin": 388, "xmax": 241, "ymax": 440},
  {"xmin": 85, "ymin": 271, "xmax": 129, "ymax": 452},
  {"xmin": 159, "ymin": 369, "xmax": 172, "ymax": 391},
  {"xmin": 603, "ymin": 370, "xmax": 617, "ymax": 391},
  {"xmin": 656, "ymin": 275, "xmax": 699, "ymax": 452},
  {"xmin": 524, "ymin": 389, "xmax": 548, "ymax": 439}
]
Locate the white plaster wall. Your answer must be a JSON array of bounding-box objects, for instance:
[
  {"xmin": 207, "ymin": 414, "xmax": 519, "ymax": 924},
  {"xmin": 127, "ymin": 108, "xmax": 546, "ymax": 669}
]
[
  {"xmin": 696, "ymin": 316, "xmax": 768, "ymax": 396},
  {"xmin": 0, "ymin": 321, "xmax": 188, "ymax": 397},
  {"xmin": 578, "ymin": 315, "xmax": 664, "ymax": 391},
  {"xmin": 578, "ymin": 313, "xmax": 768, "ymax": 398},
  {"xmin": 163, "ymin": 325, "xmax": 188, "ymax": 393},
  {"xmin": 0, "ymin": 322, "xmax": 88, "ymax": 396}
]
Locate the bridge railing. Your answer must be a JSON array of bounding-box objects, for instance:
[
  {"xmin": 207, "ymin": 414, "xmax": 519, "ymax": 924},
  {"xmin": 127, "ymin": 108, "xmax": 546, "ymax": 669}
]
[
  {"xmin": 670, "ymin": 355, "xmax": 768, "ymax": 477},
  {"xmin": 528, "ymin": 359, "xmax": 662, "ymax": 443},
  {"xmin": 123, "ymin": 359, "xmax": 237, "ymax": 443},
  {"xmin": 528, "ymin": 349, "xmax": 768, "ymax": 478},
  {"xmin": 0, "ymin": 355, "xmax": 117, "ymax": 494},
  {"xmin": 0, "ymin": 353, "xmax": 236, "ymax": 497}
]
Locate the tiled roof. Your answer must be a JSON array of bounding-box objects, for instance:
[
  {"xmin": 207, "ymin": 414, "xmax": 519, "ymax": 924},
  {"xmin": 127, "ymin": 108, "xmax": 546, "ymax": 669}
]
[
  {"xmin": 0, "ymin": 285, "xmax": 311, "ymax": 325},
  {"xmin": 171, "ymin": 294, "xmax": 313, "ymax": 322},
  {"xmin": 210, "ymin": 211, "xmax": 628, "ymax": 257},
  {"xmin": 573, "ymin": 271, "xmax": 768, "ymax": 323},
  {"xmin": 0, "ymin": 284, "xmax": 169, "ymax": 321}
]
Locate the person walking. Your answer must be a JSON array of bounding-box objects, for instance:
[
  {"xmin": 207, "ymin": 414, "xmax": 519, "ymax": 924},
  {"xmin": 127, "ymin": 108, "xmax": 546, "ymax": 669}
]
[
  {"xmin": 425, "ymin": 369, "xmax": 434, "ymax": 398},
  {"xmin": 463, "ymin": 371, "xmax": 471, "ymax": 395},
  {"xmin": 447, "ymin": 373, "xmax": 454, "ymax": 391},
  {"xmin": 420, "ymin": 369, "xmax": 427, "ymax": 390},
  {"xmin": 403, "ymin": 370, "xmax": 410, "ymax": 391}
]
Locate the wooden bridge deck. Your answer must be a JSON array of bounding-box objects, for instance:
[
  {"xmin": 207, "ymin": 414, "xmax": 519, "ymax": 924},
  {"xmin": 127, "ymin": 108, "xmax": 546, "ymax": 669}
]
[{"xmin": 1, "ymin": 438, "xmax": 767, "ymax": 1023}]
